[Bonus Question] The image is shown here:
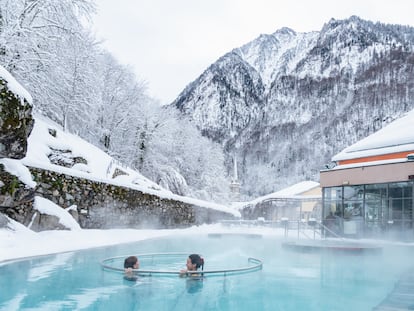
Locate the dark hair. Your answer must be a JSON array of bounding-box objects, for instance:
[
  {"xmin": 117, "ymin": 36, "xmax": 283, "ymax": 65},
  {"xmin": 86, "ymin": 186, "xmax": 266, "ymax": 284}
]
[
  {"xmin": 124, "ymin": 256, "xmax": 138, "ymax": 269},
  {"xmin": 189, "ymin": 254, "xmax": 204, "ymax": 271}
]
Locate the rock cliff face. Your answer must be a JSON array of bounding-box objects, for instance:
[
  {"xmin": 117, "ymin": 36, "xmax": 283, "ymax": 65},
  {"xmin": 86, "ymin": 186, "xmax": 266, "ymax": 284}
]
[
  {"xmin": 0, "ymin": 72, "xmax": 34, "ymax": 159},
  {"xmin": 0, "ymin": 67, "xmax": 35, "ymax": 228},
  {"xmin": 172, "ymin": 16, "xmax": 414, "ymax": 197}
]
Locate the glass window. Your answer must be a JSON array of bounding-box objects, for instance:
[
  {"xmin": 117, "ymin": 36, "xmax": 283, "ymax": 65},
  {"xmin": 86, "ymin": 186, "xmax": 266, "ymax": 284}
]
[
  {"xmin": 323, "ymin": 187, "xmax": 342, "ymax": 200},
  {"xmin": 364, "ymin": 183, "xmax": 387, "ymax": 227},
  {"xmin": 389, "ymin": 182, "xmax": 412, "ymax": 199},
  {"xmin": 322, "ymin": 182, "xmax": 413, "ymax": 238},
  {"xmin": 322, "ymin": 188, "xmax": 343, "ymax": 220},
  {"xmin": 342, "ymin": 186, "xmax": 363, "ymax": 222},
  {"xmin": 365, "ymin": 184, "xmax": 387, "ymax": 200},
  {"xmin": 343, "ymin": 185, "xmax": 363, "ymax": 201}
]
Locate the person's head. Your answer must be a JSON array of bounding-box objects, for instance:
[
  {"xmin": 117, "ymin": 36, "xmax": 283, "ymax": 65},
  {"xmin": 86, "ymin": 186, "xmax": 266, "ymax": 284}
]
[
  {"xmin": 186, "ymin": 254, "xmax": 204, "ymax": 271},
  {"xmin": 124, "ymin": 256, "xmax": 139, "ymax": 269}
]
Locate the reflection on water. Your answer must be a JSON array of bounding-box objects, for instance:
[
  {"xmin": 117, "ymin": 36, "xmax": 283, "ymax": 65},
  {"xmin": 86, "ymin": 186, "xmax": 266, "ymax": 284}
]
[
  {"xmin": 0, "ymin": 293, "xmax": 26, "ymax": 311},
  {"xmin": 28, "ymin": 252, "xmax": 74, "ymax": 282},
  {"xmin": 186, "ymin": 278, "xmax": 204, "ymax": 294},
  {"xmin": 0, "ymin": 235, "xmax": 413, "ymax": 310}
]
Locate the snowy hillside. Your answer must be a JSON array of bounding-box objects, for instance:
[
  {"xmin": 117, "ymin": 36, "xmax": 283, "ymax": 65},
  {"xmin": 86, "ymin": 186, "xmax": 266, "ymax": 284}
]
[
  {"xmin": 23, "ymin": 114, "xmax": 165, "ymax": 194},
  {"xmin": 1, "ymin": 113, "xmax": 240, "ymax": 217}
]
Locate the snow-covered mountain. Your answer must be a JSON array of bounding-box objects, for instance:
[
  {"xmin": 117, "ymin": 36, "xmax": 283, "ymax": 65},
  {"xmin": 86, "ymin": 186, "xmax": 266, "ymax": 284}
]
[{"xmin": 172, "ymin": 16, "xmax": 414, "ymax": 198}]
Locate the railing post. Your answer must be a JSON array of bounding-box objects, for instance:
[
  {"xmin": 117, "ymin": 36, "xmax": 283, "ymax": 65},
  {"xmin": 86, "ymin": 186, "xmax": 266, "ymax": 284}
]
[
  {"xmin": 281, "ymin": 217, "xmax": 289, "ymax": 238},
  {"xmin": 308, "ymin": 218, "xmax": 317, "ymax": 239}
]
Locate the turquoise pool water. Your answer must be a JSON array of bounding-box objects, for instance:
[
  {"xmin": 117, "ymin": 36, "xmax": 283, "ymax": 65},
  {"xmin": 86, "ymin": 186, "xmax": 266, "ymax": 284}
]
[{"xmin": 0, "ymin": 234, "xmax": 412, "ymax": 310}]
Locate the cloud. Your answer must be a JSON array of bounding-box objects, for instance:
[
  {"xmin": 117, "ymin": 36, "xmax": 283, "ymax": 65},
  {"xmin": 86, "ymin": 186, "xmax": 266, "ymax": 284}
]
[{"xmin": 93, "ymin": 0, "xmax": 414, "ymax": 104}]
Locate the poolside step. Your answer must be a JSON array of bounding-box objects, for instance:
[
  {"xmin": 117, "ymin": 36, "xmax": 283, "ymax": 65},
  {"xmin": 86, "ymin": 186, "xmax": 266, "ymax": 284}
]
[{"xmin": 373, "ymin": 268, "xmax": 414, "ymax": 310}]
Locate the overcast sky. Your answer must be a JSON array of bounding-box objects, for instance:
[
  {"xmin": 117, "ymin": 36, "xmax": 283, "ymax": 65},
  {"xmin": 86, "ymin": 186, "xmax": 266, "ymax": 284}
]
[{"xmin": 92, "ymin": 0, "xmax": 414, "ymax": 104}]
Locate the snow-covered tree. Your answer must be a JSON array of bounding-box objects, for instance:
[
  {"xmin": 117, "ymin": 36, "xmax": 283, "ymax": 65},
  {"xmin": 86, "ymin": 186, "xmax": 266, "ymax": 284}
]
[
  {"xmin": 47, "ymin": 30, "xmax": 100, "ymax": 136},
  {"xmin": 94, "ymin": 52, "xmax": 148, "ymax": 154},
  {"xmin": 133, "ymin": 107, "xmax": 231, "ymax": 203},
  {"xmin": 0, "ymin": 0, "xmax": 96, "ymax": 128}
]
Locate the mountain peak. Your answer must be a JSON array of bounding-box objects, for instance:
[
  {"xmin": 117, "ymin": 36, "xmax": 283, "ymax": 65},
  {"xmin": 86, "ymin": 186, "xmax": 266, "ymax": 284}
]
[
  {"xmin": 273, "ymin": 27, "xmax": 296, "ymax": 37},
  {"xmin": 322, "ymin": 15, "xmax": 371, "ymax": 33}
]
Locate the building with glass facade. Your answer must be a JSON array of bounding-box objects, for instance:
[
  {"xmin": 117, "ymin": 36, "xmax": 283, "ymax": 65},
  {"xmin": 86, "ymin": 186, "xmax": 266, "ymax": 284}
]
[
  {"xmin": 241, "ymin": 181, "xmax": 321, "ymax": 222},
  {"xmin": 320, "ymin": 110, "xmax": 414, "ymax": 240}
]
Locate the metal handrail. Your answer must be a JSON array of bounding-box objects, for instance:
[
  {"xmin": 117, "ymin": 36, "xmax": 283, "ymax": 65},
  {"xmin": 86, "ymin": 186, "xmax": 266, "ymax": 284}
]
[
  {"xmin": 101, "ymin": 252, "xmax": 263, "ymax": 276},
  {"xmin": 296, "ymin": 220, "xmax": 344, "ymax": 240},
  {"xmin": 316, "ymin": 221, "xmax": 345, "ymax": 240}
]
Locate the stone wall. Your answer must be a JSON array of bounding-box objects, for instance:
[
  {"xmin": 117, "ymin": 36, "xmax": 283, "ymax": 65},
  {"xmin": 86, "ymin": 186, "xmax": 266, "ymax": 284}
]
[{"xmin": 0, "ymin": 165, "xmax": 236, "ymax": 231}]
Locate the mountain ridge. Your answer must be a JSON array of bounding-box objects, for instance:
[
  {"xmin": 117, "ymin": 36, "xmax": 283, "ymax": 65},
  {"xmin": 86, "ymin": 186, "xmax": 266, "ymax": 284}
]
[{"xmin": 172, "ymin": 16, "xmax": 414, "ymax": 198}]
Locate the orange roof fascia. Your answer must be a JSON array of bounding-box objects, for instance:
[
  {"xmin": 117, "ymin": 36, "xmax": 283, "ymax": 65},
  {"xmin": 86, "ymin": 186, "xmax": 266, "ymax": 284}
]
[{"xmin": 338, "ymin": 150, "xmax": 414, "ymax": 166}]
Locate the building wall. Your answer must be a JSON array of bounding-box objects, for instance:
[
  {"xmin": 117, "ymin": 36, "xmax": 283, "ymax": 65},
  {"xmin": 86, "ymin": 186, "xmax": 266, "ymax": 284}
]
[
  {"xmin": 321, "ymin": 170, "xmax": 414, "ymax": 240},
  {"xmin": 299, "ymin": 187, "xmax": 322, "ymax": 218},
  {"xmin": 320, "ymin": 161, "xmax": 414, "ymax": 187},
  {"xmin": 301, "ymin": 187, "xmax": 321, "ymax": 196}
]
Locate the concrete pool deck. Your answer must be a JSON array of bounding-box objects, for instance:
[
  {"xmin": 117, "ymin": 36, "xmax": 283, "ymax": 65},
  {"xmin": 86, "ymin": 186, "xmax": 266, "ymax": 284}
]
[
  {"xmin": 281, "ymin": 239, "xmax": 383, "ymax": 253},
  {"xmin": 374, "ymin": 268, "xmax": 414, "ymax": 310}
]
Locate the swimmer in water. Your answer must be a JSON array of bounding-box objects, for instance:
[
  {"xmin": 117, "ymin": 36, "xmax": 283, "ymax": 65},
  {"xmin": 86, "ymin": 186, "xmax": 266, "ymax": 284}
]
[
  {"xmin": 124, "ymin": 255, "xmax": 139, "ymax": 281},
  {"xmin": 180, "ymin": 254, "xmax": 204, "ymax": 277}
]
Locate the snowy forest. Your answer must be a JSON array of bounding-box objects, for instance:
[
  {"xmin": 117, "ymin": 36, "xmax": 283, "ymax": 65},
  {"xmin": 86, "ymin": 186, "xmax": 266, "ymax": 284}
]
[{"xmin": 0, "ymin": 0, "xmax": 231, "ymax": 203}]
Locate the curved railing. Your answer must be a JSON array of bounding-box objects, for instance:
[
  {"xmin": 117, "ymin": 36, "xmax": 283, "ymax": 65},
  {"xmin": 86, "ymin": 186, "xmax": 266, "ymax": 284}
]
[{"xmin": 101, "ymin": 252, "xmax": 263, "ymax": 277}]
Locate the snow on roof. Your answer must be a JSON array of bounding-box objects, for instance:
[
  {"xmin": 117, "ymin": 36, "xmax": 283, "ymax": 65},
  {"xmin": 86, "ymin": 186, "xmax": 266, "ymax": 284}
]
[
  {"xmin": 333, "ymin": 109, "xmax": 414, "ymax": 162},
  {"xmin": 0, "ymin": 113, "xmax": 240, "ymax": 218},
  {"xmin": 0, "ymin": 65, "xmax": 33, "ymax": 104},
  {"xmin": 244, "ymin": 181, "xmax": 320, "ymax": 207},
  {"xmin": 329, "ymin": 157, "xmax": 409, "ymax": 171}
]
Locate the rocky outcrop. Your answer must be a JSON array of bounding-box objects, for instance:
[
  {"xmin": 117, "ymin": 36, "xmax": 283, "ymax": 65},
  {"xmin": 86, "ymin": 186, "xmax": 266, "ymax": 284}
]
[
  {"xmin": 0, "ymin": 164, "xmax": 35, "ymax": 225},
  {"xmin": 0, "ymin": 77, "xmax": 34, "ymax": 159},
  {"xmin": 29, "ymin": 213, "xmax": 70, "ymax": 231},
  {"xmin": 0, "ymin": 67, "xmax": 35, "ymax": 229},
  {"xmin": 0, "ymin": 212, "xmax": 8, "ymax": 228}
]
